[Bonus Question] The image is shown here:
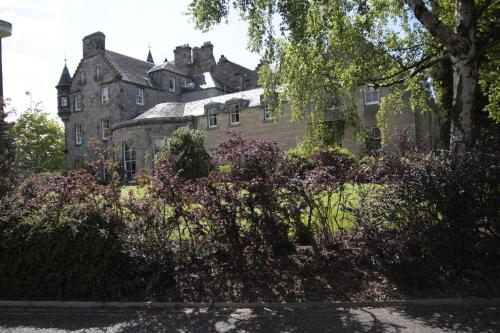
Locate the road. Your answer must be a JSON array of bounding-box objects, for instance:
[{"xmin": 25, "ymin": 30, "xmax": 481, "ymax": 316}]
[{"xmin": 0, "ymin": 304, "xmax": 499, "ymax": 332}]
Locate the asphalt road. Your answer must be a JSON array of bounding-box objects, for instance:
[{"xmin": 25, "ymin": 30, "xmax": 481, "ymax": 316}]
[{"xmin": 0, "ymin": 304, "xmax": 499, "ymax": 332}]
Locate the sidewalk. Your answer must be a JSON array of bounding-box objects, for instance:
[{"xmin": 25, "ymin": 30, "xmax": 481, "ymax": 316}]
[{"xmin": 1, "ymin": 299, "xmax": 499, "ymax": 332}]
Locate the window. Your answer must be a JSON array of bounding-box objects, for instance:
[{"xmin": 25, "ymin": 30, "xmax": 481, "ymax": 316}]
[
  {"xmin": 326, "ymin": 104, "xmax": 341, "ymax": 121},
  {"xmin": 75, "ymin": 124, "xmax": 83, "ymax": 145},
  {"xmin": 74, "ymin": 158, "xmax": 81, "ymax": 169},
  {"xmin": 364, "ymin": 89, "xmax": 380, "ymax": 105},
  {"xmin": 79, "ymin": 71, "xmax": 85, "ymax": 84},
  {"xmin": 368, "ymin": 126, "xmax": 382, "ymax": 151},
  {"xmin": 229, "ymin": 104, "xmax": 240, "ymax": 125},
  {"xmin": 95, "ymin": 64, "xmax": 102, "ymax": 80},
  {"xmin": 263, "ymin": 105, "xmax": 273, "ymax": 121},
  {"xmin": 169, "ymin": 76, "xmax": 176, "ymax": 92},
  {"xmin": 75, "ymin": 95, "xmax": 82, "ymax": 111},
  {"xmin": 136, "ymin": 88, "xmax": 144, "ymax": 105},
  {"xmin": 122, "ymin": 140, "xmax": 136, "ymax": 182},
  {"xmin": 207, "ymin": 107, "xmax": 218, "ymax": 128},
  {"xmin": 101, "ymin": 86, "xmax": 109, "ymax": 104},
  {"xmin": 372, "ymin": 126, "xmax": 381, "ymax": 140},
  {"xmin": 60, "ymin": 96, "xmax": 68, "ymax": 107},
  {"xmin": 100, "ymin": 118, "xmax": 110, "ymax": 140},
  {"xmin": 181, "ymin": 77, "xmax": 187, "ymax": 87}
]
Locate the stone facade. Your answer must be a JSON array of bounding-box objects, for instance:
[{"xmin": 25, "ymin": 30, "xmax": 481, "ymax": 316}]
[{"xmin": 57, "ymin": 31, "xmax": 440, "ymax": 181}]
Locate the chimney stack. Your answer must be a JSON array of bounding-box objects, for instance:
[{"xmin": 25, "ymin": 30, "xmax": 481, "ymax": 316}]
[{"xmin": 82, "ymin": 32, "xmax": 105, "ymax": 58}]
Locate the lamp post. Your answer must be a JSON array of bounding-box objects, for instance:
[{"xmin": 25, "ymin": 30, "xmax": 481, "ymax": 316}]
[{"xmin": 0, "ymin": 20, "xmax": 12, "ymax": 106}]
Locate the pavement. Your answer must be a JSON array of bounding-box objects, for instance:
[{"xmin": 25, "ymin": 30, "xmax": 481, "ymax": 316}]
[{"xmin": 0, "ymin": 301, "xmax": 499, "ymax": 332}]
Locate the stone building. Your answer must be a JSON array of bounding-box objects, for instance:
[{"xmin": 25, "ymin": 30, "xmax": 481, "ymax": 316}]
[{"xmin": 57, "ymin": 31, "xmax": 440, "ymax": 181}]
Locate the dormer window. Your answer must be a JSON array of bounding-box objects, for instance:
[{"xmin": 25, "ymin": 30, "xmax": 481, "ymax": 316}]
[
  {"xmin": 263, "ymin": 105, "xmax": 273, "ymax": 121},
  {"xmin": 229, "ymin": 104, "xmax": 240, "ymax": 125},
  {"xmin": 364, "ymin": 88, "xmax": 380, "ymax": 105},
  {"xmin": 207, "ymin": 106, "xmax": 218, "ymax": 128}
]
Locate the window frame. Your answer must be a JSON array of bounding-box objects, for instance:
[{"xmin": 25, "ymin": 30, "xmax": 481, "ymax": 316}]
[
  {"xmin": 207, "ymin": 106, "xmax": 218, "ymax": 128},
  {"xmin": 60, "ymin": 96, "xmax": 68, "ymax": 107},
  {"xmin": 75, "ymin": 124, "xmax": 83, "ymax": 145},
  {"xmin": 100, "ymin": 85, "xmax": 109, "ymax": 104},
  {"xmin": 95, "ymin": 64, "xmax": 102, "ymax": 80},
  {"xmin": 136, "ymin": 87, "xmax": 144, "ymax": 105},
  {"xmin": 75, "ymin": 95, "xmax": 82, "ymax": 111},
  {"xmin": 263, "ymin": 105, "xmax": 273, "ymax": 121},
  {"xmin": 100, "ymin": 118, "xmax": 111, "ymax": 140},
  {"xmin": 169, "ymin": 76, "xmax": 176, "ymax": 92},
  {"xmin": 364, "ymin": 89, "xmax": 380, "ymax": 105},
  {"xmin": 122, "ymin": 140, "xmax": 136, "ymax": 183},
  {"xmin": 181, "ymin": 77, "xmax": 188, "ymax": 87},
  {"xmin": 229, "ymin": 104, "xmax": 240, "ymax": 125}
]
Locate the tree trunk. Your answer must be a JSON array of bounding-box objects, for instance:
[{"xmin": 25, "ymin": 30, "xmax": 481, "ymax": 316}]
[{"xmin": 449, "ymin": 49, "xmax": 477, "ymax": 155}]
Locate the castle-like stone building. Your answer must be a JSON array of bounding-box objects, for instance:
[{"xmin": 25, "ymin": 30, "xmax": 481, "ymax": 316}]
[{"xmin": 57, "ymin": 32, "xmax": 440, "ymax": 181}]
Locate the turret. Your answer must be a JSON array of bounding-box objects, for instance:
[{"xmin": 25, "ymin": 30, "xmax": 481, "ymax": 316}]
[
  {"xmin": 147, "ymin": 48, "xmax": 154, "ymax": 64},
  {"xmin": 56, "ymin": 61, "xmax": 72, "ymax": 121}
]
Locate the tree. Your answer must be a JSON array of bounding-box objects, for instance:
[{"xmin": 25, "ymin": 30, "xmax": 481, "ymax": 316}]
[
  {"xmin": 0, "ymin": 97, "xmax": 15, "ymax": 195},
  {"xmin": 155, "ymin": 127, "xmax": 212, "ymax": 181},
  {"xmin": 188, "ymin": 0, "xmax": 499, "ymax": 155},
  {"xmin": 11, "ymin": 105, "xmax": 65, "ymax": 173}
]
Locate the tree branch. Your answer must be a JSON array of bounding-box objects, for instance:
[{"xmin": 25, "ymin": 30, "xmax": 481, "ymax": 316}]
[{"xmin": 405, "ymin": 0, "xmax": 470, "ymax": 56}]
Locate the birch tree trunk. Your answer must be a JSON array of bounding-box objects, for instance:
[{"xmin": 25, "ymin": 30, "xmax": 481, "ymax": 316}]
[{"xmin": 407, "ymin": 0, "xmax": 477, "ymax": 156}]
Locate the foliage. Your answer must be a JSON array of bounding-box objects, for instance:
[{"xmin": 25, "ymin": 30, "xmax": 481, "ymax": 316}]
[
  {"xmin": 354, "ymin": 133, "xmax": 500, "ymax": 286},
  {"xmin": 188, "ymin": 0, "xmax": 500, "ymax": 153},
  {"xmin": 1, "ymin": 133, "xmax": 499, "ymax": 301},
  {"xmin": 155, "ymin": 127, "xmax": 212, "ymax": 181},
  {"xmin": 11, "ymin": 105, "xmax": 65, "ymax": 173},
  {"xmin": 0, "ymin": 98, "xmax": 15, "ymax": 196}
]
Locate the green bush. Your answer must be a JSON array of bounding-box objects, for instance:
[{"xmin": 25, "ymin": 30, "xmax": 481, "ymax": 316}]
[{"xmin": 155, "ymin": 127, "xmax": 212, "ymax": 181}]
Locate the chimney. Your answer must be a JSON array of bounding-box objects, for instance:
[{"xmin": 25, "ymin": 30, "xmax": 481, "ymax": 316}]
[
  {"xmin": 174, "ymin": 44, "xmax": 192, "ymax": 73},
  {"xmin": 197, "ymin": 41, "xmax": 216, "ymax": 72},
  {"xmin": 83, "ymin": 32, "xmax": 105, "ymax": 58}
]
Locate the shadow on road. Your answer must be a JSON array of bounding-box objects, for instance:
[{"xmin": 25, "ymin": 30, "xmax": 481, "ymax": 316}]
[{"xmin": 0, "ymin": 304, "xmax": 498, "ymax": 332}]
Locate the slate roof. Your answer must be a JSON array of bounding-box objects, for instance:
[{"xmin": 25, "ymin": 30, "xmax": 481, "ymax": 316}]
[
  {"xmin": 133, "ymin": 87, "xmax": 264, "ymax": 121},
  {"xmin": 56, "ymin": 64, "xmax": 72, "ymax": 88},
  {"xmin": 135, "ymin": 102, "xmax": 185, "ymax": 119},
  {"xmin": 104, "ymin": 50, "xmax": 156, "ymax": 88},
  {"xmin": 148, "ymin": 61, "xmax": 187, "ymax": 76}
]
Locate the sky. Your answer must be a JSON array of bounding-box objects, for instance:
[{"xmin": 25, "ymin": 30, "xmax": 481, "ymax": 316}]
[{"xmin": 0, "ymin": 0, "xmax": 260, "ymax": 122}]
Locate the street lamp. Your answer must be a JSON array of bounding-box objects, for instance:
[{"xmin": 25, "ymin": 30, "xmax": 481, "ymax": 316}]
[{"xmin": 0, "ymin": 20, "xmax": 12, "ymax": 104}]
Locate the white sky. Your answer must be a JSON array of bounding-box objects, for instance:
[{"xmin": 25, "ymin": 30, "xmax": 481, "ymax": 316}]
[{"xmin": 1, "ymin": 0, "xmax": 260, "ymax": 122}]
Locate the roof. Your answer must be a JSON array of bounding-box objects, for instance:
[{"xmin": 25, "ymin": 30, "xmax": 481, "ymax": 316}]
[
  {"xmin": 147, "ymin": 50, "xmax": 154, "ymax": 64},
  {"xmin": 132, "ymin": 87, "xmax": 264, "ymax": 121},
  {"xmin": 135, "ymin": 102, "xmax": 185, "ymax": 119},
  {"xmin": 56, "ymin": 64, "xmax": 72, "ymax": 88},
  {"xmin": 103, "ymin": 50, "xmax": 156, "ymax": 88},
  {"xmin": 184, "ymin": 88, "xmax": 263, "ymax": 116},
  {"xmin": 148, "ymin": 61, "xmax": 187, "ymax": 76}
]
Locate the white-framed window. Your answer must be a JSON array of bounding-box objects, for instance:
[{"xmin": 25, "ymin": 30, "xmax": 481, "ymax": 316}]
[
  {"xmin": 100, "ymin": 118, "xmax": 110, "ymax": 140},
  {"xmin": 101, "ymin": 85, "xmax": 109, "ymax": 104},
  {"xmin": 60, "ymin": 96, "xmax": 68, "ymax": 107},
  {"xmin": 229, "ymin": 104, "xmax": 240, "ymax": 125},
  {"xmin": 122, "ymin": 140, "xmax": 136, "ymax": 182},
  {"xmin": 95, "ymin": 64, "xmax": 102, "ymax": 80},
  {"xmin": 136, "ymin": 88, "xmax": 144, "ymax": 105},
  {"xmin": 364, "ymin": 89, "xmax": 380, "ymax": 105},
  {"xmin": 181, "ymin": 77, "xmax": 188, "ymax": 87},
  {"xmin": 169, "ymin": 76, "xmax": 176, "ymax": 92},
  {"xmin": 75, "ymin": 95, "xmax": 82, "ymax": 111},
  {"xmin": 207, "ymin": 107, "xmax": 218, "ymax": 128},
  {"xmin": 263, "ymin": 105, "xmax": 273, "ymax": 121},
  {"xmin": 326, "ymin": 104, "xmax": 341, "ymax": 121},
  {"xmin": 75, "ymin": 124, "xmax": 83, "ymax": 145}
]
